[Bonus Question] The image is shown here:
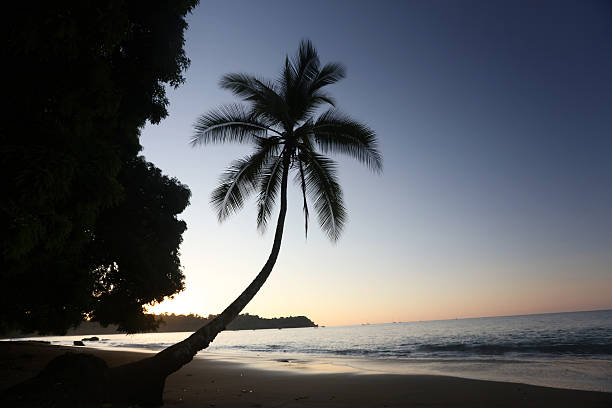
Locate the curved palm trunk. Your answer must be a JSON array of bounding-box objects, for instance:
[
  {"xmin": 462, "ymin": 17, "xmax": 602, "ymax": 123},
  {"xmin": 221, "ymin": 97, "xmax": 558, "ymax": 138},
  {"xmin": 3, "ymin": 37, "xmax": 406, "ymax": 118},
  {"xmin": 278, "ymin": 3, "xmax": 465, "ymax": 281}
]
[{"xmin": 105, "ymin": 154, "xmax": 291, "ymax": 406}]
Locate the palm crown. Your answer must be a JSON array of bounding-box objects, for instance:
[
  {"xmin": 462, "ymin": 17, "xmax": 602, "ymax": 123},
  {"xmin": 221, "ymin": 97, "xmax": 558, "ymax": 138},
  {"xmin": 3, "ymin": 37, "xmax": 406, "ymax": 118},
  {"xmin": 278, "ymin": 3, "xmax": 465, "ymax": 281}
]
[{"xmin": 191, "ymin": 40, "xmax": 382, "ymax": 241}]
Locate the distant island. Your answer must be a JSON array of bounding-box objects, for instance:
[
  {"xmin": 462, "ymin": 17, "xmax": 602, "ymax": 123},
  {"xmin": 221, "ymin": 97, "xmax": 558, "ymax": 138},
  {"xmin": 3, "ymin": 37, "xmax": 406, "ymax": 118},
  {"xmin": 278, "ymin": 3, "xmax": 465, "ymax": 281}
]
[
  {"xmin": 152, "ymin": 313, "xmax": 317, "ymax": 333},
  {"xmin": 3, "ymin": 314, "xmax": 317, "ymax": 337}
]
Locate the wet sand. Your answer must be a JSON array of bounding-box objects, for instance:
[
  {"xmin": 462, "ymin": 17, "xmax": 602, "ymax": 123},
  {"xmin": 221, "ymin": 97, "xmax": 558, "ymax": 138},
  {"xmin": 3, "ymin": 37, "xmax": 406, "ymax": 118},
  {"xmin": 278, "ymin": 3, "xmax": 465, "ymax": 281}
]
[{"xmin": 1, "ymin": 341, "xmax": 611, "ymax": 407}]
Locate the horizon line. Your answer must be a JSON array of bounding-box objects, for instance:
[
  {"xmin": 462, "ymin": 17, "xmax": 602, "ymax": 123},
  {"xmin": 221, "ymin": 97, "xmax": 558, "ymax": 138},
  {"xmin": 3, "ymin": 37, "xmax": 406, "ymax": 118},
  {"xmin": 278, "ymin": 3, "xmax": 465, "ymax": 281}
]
[{"xmin": 327, "ymin": 307, "xmax": 612, "ymax": 328}]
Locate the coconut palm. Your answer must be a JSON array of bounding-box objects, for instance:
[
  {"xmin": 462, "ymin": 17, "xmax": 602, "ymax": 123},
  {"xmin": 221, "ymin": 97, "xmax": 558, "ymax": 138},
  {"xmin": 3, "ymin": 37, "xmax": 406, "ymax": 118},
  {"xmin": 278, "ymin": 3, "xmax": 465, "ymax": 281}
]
[{"xmin": 106, "ymin": 39, "xmax": 381, "ymax": 405}]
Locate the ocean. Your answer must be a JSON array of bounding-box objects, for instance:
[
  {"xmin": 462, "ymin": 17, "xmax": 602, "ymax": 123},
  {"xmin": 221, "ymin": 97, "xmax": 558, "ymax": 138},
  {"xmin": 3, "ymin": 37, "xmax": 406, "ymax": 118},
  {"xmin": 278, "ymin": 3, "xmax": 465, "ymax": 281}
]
[{"xmin": 13, "ymin": 309, "xmax": 612, "ymax": 392}]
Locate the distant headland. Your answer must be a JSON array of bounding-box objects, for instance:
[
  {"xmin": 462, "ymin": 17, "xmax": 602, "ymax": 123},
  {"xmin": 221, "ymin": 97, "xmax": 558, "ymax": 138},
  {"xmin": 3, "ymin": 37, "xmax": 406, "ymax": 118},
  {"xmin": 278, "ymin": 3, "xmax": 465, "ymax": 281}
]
[
  {"xmin": 4, "ymin": 314, "xmax": 317, "ymax": 337},
  {"xmin": 152, "ymin": 313, "xmax": 318, "ymax": 333}
]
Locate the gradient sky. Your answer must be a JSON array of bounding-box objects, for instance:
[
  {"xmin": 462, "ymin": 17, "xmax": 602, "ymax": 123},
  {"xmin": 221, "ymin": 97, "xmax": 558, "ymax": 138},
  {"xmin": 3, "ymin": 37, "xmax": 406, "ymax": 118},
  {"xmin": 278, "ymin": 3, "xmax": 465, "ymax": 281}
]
[{"xmin": 142, "ymin": 0, "xmax": 612, "ymax": 326}]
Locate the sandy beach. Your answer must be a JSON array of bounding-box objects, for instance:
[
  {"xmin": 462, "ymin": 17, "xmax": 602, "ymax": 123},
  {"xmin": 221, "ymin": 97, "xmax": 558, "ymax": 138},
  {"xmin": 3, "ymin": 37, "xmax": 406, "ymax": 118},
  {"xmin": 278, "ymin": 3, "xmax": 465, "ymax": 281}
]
[{"xmin": 1, "ymin": 341, "xmax": 611, "ymax": 407}]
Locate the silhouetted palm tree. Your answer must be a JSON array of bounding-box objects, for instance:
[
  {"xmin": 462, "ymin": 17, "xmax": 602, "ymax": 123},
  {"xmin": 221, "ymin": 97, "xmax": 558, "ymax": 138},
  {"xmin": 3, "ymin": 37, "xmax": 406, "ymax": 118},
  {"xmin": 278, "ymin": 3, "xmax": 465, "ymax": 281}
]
[{"xmin": 107, "ymin": 40, "xmax": 381, "ymax": 405}]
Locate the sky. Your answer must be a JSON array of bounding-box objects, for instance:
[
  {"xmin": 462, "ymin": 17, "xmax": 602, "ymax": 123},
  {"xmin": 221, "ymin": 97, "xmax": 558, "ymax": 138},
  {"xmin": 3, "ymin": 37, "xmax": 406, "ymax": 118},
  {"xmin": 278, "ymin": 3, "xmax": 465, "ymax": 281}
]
[{"xmin": 142, "ymin": 0, "xmax": 612, "ymax": 326}]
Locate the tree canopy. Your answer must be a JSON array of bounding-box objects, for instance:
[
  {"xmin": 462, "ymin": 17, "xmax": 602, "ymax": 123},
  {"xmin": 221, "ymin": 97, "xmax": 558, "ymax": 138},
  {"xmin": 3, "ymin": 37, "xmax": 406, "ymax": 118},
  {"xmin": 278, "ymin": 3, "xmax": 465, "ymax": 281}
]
[{"xmin": 0, "ymin": 0, "xmax": 198, "ymax": 334}]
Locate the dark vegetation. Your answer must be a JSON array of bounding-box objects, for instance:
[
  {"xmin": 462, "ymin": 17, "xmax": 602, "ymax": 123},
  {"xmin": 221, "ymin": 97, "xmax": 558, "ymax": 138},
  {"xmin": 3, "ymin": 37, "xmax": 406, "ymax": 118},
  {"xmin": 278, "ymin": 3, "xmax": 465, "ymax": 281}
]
[
  {"xmin": 48, "ymin": 314, "xmax": 317, "ymax": 335},
  {"xmin": 1, "ymin": 0, "xmax": 198, "ymax": 336},
  {"xmin": 227, "ymin": 314, "xmax": 317, "ymax": 330},
  {"xmin": 146, "ymin": 313, "xmax": 317, "ymax": 332}
]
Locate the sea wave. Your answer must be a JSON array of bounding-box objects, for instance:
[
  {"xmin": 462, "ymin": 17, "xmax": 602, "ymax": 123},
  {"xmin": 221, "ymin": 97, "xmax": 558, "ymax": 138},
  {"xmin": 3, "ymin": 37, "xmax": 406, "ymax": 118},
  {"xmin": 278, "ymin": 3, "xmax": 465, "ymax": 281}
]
[
  {"xmin": 415, "ymin": 342, "xmax": 612, "ymax": 356},
  {"xmin": 213, "ymin": 341, "xmax": 612, "ymax": 358}
]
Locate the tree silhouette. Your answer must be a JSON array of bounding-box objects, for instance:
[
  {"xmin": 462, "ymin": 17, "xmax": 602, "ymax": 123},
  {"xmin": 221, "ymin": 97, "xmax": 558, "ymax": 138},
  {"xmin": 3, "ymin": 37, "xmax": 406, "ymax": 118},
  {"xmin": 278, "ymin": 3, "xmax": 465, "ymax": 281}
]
[
  {"xmin": 2, "ymin": 40, "xmax": 382, "ymax": 407},
  {"xmin": 1, "ymin": 0, "xmax": 197, "ymax": 335}
]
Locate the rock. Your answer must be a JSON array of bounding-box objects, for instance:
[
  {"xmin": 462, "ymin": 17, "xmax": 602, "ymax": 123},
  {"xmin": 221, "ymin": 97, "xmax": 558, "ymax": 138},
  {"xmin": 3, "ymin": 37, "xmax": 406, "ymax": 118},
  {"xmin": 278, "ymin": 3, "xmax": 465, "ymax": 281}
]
[
  {"xmin": 73, "ymin": 340, "xmax": 85, "ymax": 346},
  {"xmin": 81, "ymin": 336, "xmax": 100, "ymax": 342}
]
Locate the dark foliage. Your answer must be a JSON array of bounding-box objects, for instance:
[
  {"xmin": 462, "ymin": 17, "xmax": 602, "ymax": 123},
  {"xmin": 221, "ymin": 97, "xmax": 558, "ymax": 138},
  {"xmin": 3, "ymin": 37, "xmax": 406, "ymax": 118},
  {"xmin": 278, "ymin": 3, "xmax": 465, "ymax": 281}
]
[
  {"xmin": 0, "ymin": 1, "xmax": 198, "ymax": 334},
  {"xmin": 148, "ymin": 313, "xmax": 317, "ymax": 332},
  {"xmin": 226, "ymin": 314, "xmax": 317, "ymax": 330},
  {"xmin": 23, "ymin": 313, "xmax": 318, "ymax": 336},
  {"xmin": 88, "ymin": 158, "xmax": 190, "ymax": 333}
]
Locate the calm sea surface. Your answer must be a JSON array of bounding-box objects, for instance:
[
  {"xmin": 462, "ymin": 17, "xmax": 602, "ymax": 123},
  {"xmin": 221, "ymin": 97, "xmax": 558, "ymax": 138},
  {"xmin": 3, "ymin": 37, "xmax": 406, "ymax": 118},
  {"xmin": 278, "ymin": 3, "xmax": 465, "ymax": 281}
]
[{"xmin": 15, "ymin": 310, "xmax": 612, "ymax": 392}]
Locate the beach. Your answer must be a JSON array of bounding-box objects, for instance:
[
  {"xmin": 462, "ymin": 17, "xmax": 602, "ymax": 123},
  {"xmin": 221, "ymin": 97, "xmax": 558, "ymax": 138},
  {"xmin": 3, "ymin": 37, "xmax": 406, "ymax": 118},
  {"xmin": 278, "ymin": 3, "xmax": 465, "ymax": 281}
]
[{"xmin": 2, "ymin": 341, "xmax": 611, "ymax": 407}]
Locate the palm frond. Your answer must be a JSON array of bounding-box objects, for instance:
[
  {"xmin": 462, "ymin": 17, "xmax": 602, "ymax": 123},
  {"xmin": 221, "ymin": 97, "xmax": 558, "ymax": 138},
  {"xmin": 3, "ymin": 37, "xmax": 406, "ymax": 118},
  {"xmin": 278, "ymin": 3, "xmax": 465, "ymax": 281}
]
[
  {"xmin": 191, "ymin": 104, "xmax": 276, "ymax": 146},
  {"xmin": 219, "ymin": 73, "xmax": 275, "ymax": 100},
  {"xmin": 293, "ymin": 39, "xmax": 320, "ymax": 85},
  {"xmin": 283, "ymin": 40, "xmax": 327, "ymax": 123},
  {"xmin": 298, "ymin": 160, "xmax": 310, "ymax": 238},
  {"xmin": 212, "ymin": 142, "xmax": 280, "ymax": 221},
  {"xmin": 302, "ymin": 152, "xmax": 346, "ymax": 241},
  {"xmin": 310, "ymin": 62, "xmax": 346, "ymax": 93},
  {"xmin": 220, "ymin": 74, "xmax": 289, "ymax": 127},
  {"xmin": 313, "ymin": 109, "xmax": 383, "ymax": 172},
  {"xmin": 291, "ymin": 45, "xmax": 345, "ymax": 122},
  {"xmin": 297, "ymin": 91, "xmax": 336, "ymax": 121},
  {"xmin": 294, "ymin": 121, "xmax": 315, "ymax": 146},
  {"xmin": 310, "ymin": 92, "xmax": 336, "ymax": 107},
  {"xmin": 256, "ymin": 154, "xmax": 284, "ymax": 232},
  {"xmin": 279, "ymin": 56, "xmax": 296, "ymax": 98}
]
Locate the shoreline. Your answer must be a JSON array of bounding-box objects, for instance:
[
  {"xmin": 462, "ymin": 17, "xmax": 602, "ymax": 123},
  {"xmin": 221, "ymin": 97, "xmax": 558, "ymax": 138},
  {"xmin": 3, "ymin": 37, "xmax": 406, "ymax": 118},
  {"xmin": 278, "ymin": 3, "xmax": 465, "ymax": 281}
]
[
  {"xmin": 6, "ymin": 333, "xmax": 612, "ymax": 393},
  {"xmin": 2, "ymin": 341, "xmax": 611, "ymax": 407}
]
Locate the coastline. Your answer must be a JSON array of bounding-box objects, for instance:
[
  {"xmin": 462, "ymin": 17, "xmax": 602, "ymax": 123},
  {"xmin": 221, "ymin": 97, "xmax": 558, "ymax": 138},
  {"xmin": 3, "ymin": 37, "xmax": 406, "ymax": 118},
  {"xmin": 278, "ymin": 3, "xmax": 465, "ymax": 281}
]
[{"xmin": 2, "ymin": 341, "xmax": 611, "ymax": 407}]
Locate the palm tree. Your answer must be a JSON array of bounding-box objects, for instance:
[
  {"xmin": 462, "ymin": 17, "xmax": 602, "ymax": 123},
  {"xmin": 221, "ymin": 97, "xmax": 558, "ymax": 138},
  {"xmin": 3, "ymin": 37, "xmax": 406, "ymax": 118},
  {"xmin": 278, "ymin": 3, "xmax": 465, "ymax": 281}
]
[{"xmin": 106, "ymin": 39, "xmax": 382, "ymax": 405}]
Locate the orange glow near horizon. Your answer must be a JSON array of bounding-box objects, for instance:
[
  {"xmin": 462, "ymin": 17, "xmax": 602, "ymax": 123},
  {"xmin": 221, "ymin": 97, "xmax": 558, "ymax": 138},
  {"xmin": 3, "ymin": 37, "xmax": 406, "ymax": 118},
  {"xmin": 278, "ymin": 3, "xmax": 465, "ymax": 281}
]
[{"xmin": 145, "ymin": 267, "xmax": 612, "ymax": 327}]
